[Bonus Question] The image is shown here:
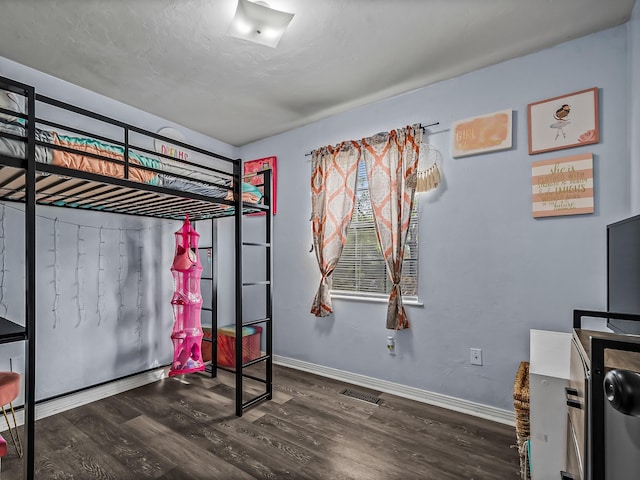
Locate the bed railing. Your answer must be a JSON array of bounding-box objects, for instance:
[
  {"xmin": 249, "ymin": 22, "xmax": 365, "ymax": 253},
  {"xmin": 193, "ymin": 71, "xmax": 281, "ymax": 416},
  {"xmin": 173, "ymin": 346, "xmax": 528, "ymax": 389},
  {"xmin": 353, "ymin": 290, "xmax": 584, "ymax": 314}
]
[{"xmin": 0, "ymin": 75, "xmax": 269, "ymax": 219}]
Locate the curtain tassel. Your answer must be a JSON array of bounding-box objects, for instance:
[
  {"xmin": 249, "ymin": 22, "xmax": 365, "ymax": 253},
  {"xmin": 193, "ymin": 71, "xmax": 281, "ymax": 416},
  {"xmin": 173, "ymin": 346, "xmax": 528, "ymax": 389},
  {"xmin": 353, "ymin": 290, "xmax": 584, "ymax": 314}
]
[{"xmin": 416, "ymin": 163, "xmax": 441, "ymax": 193}]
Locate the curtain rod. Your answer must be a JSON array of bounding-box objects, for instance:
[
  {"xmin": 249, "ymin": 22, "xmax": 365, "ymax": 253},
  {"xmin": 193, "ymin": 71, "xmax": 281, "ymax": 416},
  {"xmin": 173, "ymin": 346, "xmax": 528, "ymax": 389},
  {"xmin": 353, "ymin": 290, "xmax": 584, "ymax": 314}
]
[{"xmin": 304, "ymin": 122, "xmax": 439, "ymax": 157}]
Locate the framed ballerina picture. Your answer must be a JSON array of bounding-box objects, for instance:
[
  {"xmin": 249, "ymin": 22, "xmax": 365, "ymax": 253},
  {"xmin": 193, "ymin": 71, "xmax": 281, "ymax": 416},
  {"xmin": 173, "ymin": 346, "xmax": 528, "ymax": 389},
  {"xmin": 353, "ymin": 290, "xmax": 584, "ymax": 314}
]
[{"xmin": 527, "ymin": 87, "xmax": 599, "ymax": 155}]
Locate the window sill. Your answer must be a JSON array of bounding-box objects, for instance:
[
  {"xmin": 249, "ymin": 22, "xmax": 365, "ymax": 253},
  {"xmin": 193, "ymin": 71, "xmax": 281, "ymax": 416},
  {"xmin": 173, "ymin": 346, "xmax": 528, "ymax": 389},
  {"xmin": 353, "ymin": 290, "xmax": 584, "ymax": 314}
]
[{"xmin": 330, "ymin": 293, "xmax": 423, "ymax": 307}]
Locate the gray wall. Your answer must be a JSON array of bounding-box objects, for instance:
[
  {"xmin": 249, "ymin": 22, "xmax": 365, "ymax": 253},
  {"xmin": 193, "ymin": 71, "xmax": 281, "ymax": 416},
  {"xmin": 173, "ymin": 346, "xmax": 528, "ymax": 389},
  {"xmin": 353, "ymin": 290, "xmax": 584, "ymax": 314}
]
[
  {"xmin": 631, "ymin": 2, "xmax": 640, "ymax": 214},
  {"xmin": 240, "ymin": 25, "xmax": 635, "ymax": 410},
  {"xmin": 0, "ymin": 56, "xmax": 239, "ymax": 400}
]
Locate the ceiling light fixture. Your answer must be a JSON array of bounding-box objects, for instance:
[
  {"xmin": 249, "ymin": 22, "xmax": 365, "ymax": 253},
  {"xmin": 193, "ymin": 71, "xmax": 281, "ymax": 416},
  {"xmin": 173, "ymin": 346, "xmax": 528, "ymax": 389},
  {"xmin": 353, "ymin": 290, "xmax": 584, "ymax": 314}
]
[{"xmin": 228, "ymin": 0, "xmax": 294, "ymax": 48}]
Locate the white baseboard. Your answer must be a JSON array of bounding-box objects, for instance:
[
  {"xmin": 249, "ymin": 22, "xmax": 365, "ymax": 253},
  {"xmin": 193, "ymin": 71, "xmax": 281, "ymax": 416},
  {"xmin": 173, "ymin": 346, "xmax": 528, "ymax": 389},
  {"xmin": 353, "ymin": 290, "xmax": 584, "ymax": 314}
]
[
  {"xmin": 273, "ymin": 355, "xmax": 514, "ymax": 426},
  {"xmin": 1, "ymin": 360, "xmax": 514, "ymax": 432},
  {"xmin": 1, "ymin": 367, "xmax": 168, "ymax": 431}
]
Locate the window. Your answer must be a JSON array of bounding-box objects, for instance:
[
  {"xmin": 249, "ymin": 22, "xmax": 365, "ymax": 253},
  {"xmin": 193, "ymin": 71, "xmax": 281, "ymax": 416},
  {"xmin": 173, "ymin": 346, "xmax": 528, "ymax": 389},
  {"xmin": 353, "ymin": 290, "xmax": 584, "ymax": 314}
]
[{"xmin": 331, "ymin": 161, "xmax": 419, "ymax": 300}]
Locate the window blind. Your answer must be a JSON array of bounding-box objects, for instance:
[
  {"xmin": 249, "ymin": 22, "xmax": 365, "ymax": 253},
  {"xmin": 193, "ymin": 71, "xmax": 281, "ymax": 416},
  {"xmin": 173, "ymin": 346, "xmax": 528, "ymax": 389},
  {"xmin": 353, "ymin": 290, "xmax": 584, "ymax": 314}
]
[{"xmin": 332, "ymin": 161, "xmax": 418, "ymax": 299}]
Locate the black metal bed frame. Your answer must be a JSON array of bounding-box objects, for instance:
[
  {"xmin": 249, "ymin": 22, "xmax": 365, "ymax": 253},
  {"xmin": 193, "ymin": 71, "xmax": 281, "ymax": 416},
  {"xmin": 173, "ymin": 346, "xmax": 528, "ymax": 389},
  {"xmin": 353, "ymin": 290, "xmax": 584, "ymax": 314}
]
[{"xmin": 0, "ymin": 75, "xmax": 273, "ymax": 480}]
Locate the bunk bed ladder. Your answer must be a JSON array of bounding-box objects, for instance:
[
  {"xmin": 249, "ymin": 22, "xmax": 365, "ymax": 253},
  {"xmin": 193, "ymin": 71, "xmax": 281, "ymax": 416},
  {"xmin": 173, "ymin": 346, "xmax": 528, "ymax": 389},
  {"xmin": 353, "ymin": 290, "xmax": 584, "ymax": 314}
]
[
  {"xmin": 237, "ymin": 168, "xmax": 273, "ymax": 416},
  {"xmin": 200, "ymin": 167, "xmax": 272, "ymax": 417}
]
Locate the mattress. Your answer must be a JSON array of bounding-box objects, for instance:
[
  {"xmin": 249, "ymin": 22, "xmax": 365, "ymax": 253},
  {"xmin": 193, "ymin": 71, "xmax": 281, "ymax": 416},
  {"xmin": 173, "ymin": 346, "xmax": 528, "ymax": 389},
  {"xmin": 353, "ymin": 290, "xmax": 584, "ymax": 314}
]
[{"xmin": 0, "ymin": 119, "xmax": 262, "ymax": 205}]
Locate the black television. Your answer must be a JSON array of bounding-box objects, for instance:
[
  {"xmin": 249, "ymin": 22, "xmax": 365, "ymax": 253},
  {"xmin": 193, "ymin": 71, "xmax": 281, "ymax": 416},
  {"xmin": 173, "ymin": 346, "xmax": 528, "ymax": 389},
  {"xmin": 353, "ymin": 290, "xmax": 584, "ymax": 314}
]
[{"xmin": 607, "ymin": 214, "xmax": 640, "ymax": 334}]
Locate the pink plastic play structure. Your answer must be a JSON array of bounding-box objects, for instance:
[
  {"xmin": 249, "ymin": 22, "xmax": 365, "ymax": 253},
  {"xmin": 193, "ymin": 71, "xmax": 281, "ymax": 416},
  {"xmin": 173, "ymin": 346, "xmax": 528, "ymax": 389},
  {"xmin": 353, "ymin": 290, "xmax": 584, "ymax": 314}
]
[{"xmin": 169, "ymin": 215, "xmax": 205, "ymax": 376}]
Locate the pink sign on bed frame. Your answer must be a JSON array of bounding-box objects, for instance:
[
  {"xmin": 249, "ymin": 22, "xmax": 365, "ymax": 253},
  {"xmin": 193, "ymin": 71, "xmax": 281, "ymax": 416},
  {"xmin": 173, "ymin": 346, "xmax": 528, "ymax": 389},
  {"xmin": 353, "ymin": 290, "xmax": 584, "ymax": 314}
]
[{"xmin": 244, "ymin": 156, "xmax": 276, "ymax": 215}]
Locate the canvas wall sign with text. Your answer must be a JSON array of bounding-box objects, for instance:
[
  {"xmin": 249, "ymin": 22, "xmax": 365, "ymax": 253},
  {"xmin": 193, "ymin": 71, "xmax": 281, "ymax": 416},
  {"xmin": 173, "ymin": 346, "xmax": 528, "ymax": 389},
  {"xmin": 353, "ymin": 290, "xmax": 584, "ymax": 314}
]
[
  {"xmin": 531, "ymin": 153, "xmax": 594, "ymax": 218},
  {"xmin": 451, "ymin": 109, "xmax": 512, "ymax": 158}
]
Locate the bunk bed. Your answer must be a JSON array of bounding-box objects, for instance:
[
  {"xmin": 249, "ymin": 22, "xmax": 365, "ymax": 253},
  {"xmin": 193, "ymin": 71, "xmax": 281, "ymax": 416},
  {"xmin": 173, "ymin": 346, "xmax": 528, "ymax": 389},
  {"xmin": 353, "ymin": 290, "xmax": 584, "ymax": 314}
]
[{"xmin": 0, "ymin": 75, "xmax": 273, "ymax": 480}]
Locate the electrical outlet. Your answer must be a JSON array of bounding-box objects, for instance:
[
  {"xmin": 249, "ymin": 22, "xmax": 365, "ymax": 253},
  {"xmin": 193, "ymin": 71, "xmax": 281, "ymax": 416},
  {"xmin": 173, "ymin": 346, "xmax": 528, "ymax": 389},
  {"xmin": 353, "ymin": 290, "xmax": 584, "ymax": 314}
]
[
  {"xmin": 386, "ymin": 336, "xmax": 396, "ymax": 355},
  {"xmin": 470, "ymin": 348, "xmax": 483, "ymax": 366},
  {"xmin": 10, "ymin": 356, "xmax": 25, "ymax": 374}
]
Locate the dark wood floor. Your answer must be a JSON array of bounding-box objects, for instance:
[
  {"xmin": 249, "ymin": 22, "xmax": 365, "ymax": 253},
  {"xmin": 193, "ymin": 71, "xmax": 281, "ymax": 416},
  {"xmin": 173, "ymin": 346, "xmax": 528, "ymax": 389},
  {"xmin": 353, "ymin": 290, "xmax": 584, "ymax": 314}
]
[{"xmin": 2, "ymin": 365, "xmax": 520, "ymax": 479}]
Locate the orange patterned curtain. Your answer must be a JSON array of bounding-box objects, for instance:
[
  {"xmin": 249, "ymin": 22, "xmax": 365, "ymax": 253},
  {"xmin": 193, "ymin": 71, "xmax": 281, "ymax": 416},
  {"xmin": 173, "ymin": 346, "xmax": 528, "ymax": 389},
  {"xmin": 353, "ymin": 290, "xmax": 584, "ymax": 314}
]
[
  {"xmin": 310, "ymin": 142, "xmax": 360, "ymax": 317},
  {"xmin": 361, "ymin": 125, "xmax": 422, "ymax": 329}
]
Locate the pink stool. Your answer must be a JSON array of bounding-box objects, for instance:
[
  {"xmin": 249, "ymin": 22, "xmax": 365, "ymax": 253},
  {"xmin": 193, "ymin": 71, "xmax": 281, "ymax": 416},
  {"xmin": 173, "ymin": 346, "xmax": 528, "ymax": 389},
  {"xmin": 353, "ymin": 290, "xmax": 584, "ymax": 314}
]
[
  {"xmin": 0, "ymin": 433, "xmax": 6, "ymax": 474},
  {"xmin": 0, "ymin": 372, "xmax": 22, "ymax": 457}
]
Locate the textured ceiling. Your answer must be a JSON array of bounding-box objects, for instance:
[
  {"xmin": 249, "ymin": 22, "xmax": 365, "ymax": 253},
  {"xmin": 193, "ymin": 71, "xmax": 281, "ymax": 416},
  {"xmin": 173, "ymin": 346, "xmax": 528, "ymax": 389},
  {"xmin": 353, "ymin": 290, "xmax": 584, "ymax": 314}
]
[{"xmin": 0, "ymin": 0, "xmax": 635, "ymax": 146}]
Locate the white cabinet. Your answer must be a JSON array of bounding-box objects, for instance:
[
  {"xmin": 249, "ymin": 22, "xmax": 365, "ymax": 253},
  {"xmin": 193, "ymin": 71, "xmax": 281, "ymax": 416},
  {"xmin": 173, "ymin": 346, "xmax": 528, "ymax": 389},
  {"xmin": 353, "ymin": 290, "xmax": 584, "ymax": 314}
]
[{"xmin": 529, "ymin": 329, "xmax": 572, "ymax": 480}]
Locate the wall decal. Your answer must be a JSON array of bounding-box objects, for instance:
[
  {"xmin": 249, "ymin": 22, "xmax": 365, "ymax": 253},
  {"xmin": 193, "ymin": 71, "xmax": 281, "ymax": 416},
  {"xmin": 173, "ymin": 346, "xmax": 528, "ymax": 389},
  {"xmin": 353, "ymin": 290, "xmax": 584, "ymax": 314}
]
[
  {"xmin": 451, "ymin": 109, "xmax": 512, "ymax": 158},
  {"xmin": 136, "ymin": 239, "xmax": 144, "ymax": 351},
  {"xmin": 51, "ymin": 218, "xmax": 60, "ymax": 328},
  {"xmin": 154, "ymin": 127, "xmax": 190, "ymax": 161},
  {"xmin": 97, "ymin": 226, "xmax": 105, "ymax": 326},
  {"xmin": 528, "ymin": 87, "xmax": 599, "ymax": 155},
  {"xmin": 532, "ymin": 153, "xmax": 594, "ymax": 218},
  {"xmin": 118, "ymin": 229, "xmax": 125, "ymax": 324},
  {"xmin": 74, "ymin": 225, "xmax": 85, "ymax": 327}
]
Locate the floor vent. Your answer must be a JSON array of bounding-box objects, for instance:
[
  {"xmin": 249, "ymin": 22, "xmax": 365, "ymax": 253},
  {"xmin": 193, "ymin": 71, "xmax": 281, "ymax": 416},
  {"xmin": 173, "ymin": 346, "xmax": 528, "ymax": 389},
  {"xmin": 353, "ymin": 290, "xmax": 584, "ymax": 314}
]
[{"xmin": 340, "ymin": 388, "xmax": 380, "ymax": 405}]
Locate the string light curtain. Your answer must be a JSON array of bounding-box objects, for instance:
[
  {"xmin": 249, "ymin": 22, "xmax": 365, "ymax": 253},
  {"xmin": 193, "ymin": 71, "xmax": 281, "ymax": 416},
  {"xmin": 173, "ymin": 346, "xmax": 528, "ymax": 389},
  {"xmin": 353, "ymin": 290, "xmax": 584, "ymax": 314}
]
[
  {"xmin": 360, "ymin": 124, "xmax": 423, "ymax": 330},
  {"xmin": 310, "ymin": 141, "xmax": 360, "ymax": 317}
]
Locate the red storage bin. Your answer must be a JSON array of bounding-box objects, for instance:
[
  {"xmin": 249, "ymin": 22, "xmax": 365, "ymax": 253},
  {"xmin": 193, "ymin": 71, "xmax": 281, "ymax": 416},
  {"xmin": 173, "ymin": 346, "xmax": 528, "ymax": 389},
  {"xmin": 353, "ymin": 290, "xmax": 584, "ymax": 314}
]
[{"xmin": 201, "ymin": 325, "xmax": 262, "ymax": 367}]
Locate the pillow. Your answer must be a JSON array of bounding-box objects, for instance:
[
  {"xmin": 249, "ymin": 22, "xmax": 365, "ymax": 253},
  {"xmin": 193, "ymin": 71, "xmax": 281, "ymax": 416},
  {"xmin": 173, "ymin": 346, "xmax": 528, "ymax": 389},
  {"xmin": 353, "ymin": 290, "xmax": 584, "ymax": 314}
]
[{"xmin": 0, "ymin": 87, "xmax": 25, "ymax": 124}]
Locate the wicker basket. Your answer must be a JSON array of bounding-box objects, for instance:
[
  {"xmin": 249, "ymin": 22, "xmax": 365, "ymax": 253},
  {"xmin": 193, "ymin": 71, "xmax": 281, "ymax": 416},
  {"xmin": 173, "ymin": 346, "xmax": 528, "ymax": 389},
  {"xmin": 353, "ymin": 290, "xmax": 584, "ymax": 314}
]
[{"xmin": 513, "ymin": 361, "xmax": 531, "ymax": 480}]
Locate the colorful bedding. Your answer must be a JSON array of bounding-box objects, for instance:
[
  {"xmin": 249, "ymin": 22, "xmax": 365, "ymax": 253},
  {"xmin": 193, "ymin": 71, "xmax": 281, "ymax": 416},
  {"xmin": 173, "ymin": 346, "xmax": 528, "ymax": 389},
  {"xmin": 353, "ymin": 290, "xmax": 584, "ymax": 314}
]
[
  {"xmin": 53, "ymin": 132, "xmax": 160, "ymax": 184},
  {"xmin": 0, "ymin": 120, "xmax": 262, "ymax": 205}
]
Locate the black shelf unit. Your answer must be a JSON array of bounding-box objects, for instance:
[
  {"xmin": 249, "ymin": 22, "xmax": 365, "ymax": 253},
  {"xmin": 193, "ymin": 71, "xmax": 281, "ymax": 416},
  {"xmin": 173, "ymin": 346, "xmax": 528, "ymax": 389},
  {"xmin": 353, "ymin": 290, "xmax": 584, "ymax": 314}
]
[{"xmin": 0, "ymin": 74, "xmax": 273, "ymax": 479}]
